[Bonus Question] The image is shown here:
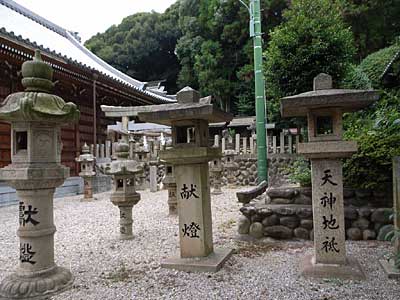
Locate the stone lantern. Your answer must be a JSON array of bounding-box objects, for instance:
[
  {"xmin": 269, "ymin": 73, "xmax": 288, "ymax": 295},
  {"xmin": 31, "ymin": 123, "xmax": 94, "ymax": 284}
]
[
  {"xmin": 100, "ymin": 140, "xmax": 143, "ymax": 240},
  {"xmin": 280, "ymin": 73, "xmax": 379, "ymax": 280},
  {"xmin": 132, "ymin": 139, "xmax": 149, "ymax": 190},
  {"xmin": 162, "ymin": 164, "xmax": 177, "ymax": 215},
  {"xmin": 224, "ymin": 149, "xmax": 236, "ymax": 188},
  {"xmin": 0, "ymin": 50, "xmax": 80, "ymax": 299},
  {"xmin": 76, "ymin": 142, "xmax": 96, "ymax": 201},
  {"xmin": 138, "ymin": 86, "xmax": 233, "ymax": 272},
  {"xmin": 210, "ymin": 158, "xmax": 223, "ymax": 195}
]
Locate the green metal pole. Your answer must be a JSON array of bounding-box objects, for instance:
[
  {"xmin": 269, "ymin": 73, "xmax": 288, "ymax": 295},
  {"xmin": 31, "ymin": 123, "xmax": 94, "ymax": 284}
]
[{"xmin": 251, "ymin": 0, "xmax": 267, "ymax": 183}]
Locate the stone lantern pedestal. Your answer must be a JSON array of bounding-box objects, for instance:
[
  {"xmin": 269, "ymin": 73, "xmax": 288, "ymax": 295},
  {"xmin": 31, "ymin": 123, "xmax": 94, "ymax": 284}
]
[
  {"xmin": 76, "ymin": 142, "xmax": 96, "ymax": 201},
  {"xmin": 100, "ymin": 141, "xmax": 143, "ymax": 240},
  {"xmin": 138, "ymin": 87, "xmax": 233, "ymax": 272},
  {"xmin": 0, "ymin": 50, "xmax": 80, "ymax": 299},
  {"xmin": 210, "ymin": 158, "xmax": 223, "ymax": 195},
  {"xmin": 163, "ymin": 164, "xmax": 178, "ymax": 215},
  {"xmin": 281, "ymin": 73, "xmax": 379, "ymax": 280}
]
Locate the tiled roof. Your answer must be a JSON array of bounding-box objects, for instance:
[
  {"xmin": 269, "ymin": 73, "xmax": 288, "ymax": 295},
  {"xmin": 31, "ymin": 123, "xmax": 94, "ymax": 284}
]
[{"xmin": 0, "ymin": 0, "xmax": 175, "ymax": 103}]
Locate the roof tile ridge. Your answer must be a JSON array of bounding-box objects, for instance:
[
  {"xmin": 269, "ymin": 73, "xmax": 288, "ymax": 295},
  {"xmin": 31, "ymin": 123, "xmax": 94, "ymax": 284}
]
[{"xmin": 0, "ymin": 0, "xmax": 69, "ymax": 38}]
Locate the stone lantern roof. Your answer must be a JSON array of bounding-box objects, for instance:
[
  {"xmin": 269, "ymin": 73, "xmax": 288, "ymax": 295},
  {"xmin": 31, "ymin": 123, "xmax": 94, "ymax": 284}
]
[
  {"xmin": 137, "ymin": 87, "xmax": 233, "ymax": 125},
  {"xmin": 0, "ymin": 50, "xmax": 80, "ymax": 123},
  {"xmin": 76, "ymin": 143, "xmax": 95, "ymax": 163},
  {"xmin": 280, "ymin": 73, "xmax": 379, "ymax": 118}
]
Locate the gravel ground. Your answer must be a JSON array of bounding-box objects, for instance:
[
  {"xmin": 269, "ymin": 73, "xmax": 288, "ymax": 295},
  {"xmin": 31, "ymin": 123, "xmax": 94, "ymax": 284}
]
[{"xmin": 1, "ymin": 188, "xmax": 399, "ymax": 300}]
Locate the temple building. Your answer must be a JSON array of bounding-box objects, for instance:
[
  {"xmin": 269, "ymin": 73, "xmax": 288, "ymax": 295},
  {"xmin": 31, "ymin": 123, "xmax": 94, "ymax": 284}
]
[{"xmin": 0, "ymin": 0, "xmax": 174, "ymax": 175}]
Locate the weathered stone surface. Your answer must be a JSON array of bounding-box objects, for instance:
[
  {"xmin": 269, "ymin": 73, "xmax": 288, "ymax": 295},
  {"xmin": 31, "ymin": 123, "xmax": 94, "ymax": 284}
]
[
  {"xmin": 299, "ymin": 187, "xmax": 312, "ymax": 197},
  {"xmin": 249, "ymin": 222, "xmax": 264, "ymax": 239},
  {"xmin": 296, "ymin": 207, "xmax": 313, "ymax": 218},
  {"xmin": 358, "ymin": 207, "xmax": 372, "ymax": 218},
  {"xmin": 272, "ymin": 198, "xmax": 293, "ymax": 204},
  {"xmin": 344, "ymin": 207, "xmax": 358, "ymax": 220},
  {"xmin": 371, "ymin": 208, "xmax": 392, "ymax": 224},
  {"xmin": 267, "ymin": 187, "xmax": 297, "ymax": 199},
  {"xmin": 240, "ymin": 205, "xmax": 256, "ymax": 218},
  {"xmin": 262, "ymin": 214, "xmax": 279, "ymax": 227},
  {"xmin": 280, "ymin": 216, "xmax": 300, "ymax": 229},
  {"xmin": 363, "ymin": 229, "xmax": 376, "ymax": 240},
  {"xmin": 294, "ymin": 227, "xmax": 309, "ymax": 240},
  {"xmin": 343, "ymin": 188, "xmax": 355, "ymax": 198},
  {"xmin": 347, "ymin": 228, "xmax": 362, "ymax": 240},
  {"xmin": 251, "ymin": 214, "xmax": 263, "ymax": 223},
  {"xmin": 352, "ymin": 217, "xmax": 370, "ymax": 230},
  {"xmin": 374, "ymin": 222, "xmax": 383, "ymax": 232},
  {"xmin": 272, "ymin": 206, "xmax": 296, "ymax": 216},
  {"xmin": 238, "ymin": 216, "xmax": 250, "ymax": 234},
  {"xmin": 355, "ymin": 189, "xmax": 371, "ymax": 199},
  {"xmin": 236, "ymin": 180, "xmax": 268, "ymax": 204},
  {"xmin": 257, "ymin": 207, "xmax": 273, "ymax": 217},
  {"xmin": 264, "ymin": 225, "xmax": 293, "ymax": 239},
  {"xmin": 377, "ymin": 224, "xmax": 394, "ymax": 241},
  {"xmin": 294, "ymin": 194, "xmax": 312, "ymax": 205},
  {"xmin": 300, "ymin": 219, "xmax": 313, "ymax": 230}
]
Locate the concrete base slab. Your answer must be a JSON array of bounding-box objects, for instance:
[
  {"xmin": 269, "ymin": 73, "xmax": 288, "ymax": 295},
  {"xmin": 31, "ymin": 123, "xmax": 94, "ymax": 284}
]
[
  {"xmin": 161, "ymin": 248, "xmax": 233, "ymax": 273},
  {"xmin": 300, "ymin": 254, "xmax": 366, "ymax": 280},
  {"xmin": 379, "ymin": 259, "xmax": 400, "ymax": 279}
]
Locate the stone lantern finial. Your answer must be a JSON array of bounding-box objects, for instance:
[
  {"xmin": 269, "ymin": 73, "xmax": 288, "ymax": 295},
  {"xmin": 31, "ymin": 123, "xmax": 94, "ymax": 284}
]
[
  {"xmin": 313, "ymin": 73, "xmax": 332, "ymax": 91},
  {"xmin": 177, "ymin": 86, "xmax": 200, "ymax": 104},
  {"xmin": 22, "ymin": 50, "xmax": 54, "ymax": 93},
  {"xmin": 82, "ymin": 142, "xmax": 90, "ymax": 154}
]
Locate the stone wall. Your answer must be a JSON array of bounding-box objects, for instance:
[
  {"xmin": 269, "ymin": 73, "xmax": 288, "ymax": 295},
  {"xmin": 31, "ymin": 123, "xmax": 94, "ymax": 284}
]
[
  {"xmin": 238, "ymin": 186, "xmax": 393, "ymax": 241},
  {"xmin": 214, "ymin": 154, "xmax": 297, "ymax": 187}
]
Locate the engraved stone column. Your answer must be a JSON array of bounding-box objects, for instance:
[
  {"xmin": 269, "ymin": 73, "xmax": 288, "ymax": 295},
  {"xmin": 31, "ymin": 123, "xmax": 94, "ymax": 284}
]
[
  {"xmin": 0, "ymin": 50, "xmax": 80, "ymax": 299},
  {"xmin": 214, "ymin": 135, "xmax": 219, "ymax": 147},
  {"xmin": 210, "ymin": 159, "xmax": 223, "ymax": 195},
  {"xmin": 138, "ymin": 86, "xmax": 233, "ymax": 272},
  {"xmin": 281, "ymin": 73, "xmax": 379, "ymax": 280},
  {"xmin": 163, "ymin": 165, "xmax": 178, "ymax": 215}
]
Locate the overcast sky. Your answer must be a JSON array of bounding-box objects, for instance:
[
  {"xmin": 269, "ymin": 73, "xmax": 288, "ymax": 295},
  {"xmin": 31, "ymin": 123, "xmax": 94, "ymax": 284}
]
[{"xmin": 14, "ymin": 0, "xmax": 177, "ymax": 42}]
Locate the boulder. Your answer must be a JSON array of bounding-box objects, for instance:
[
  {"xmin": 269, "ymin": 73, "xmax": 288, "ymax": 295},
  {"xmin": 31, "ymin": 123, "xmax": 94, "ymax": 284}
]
[
  {"xmin": 272, "ymin": 198, "xmax": 293, "ymax": 205},
  {"xmin": 238, "ymin": 216, "xmax": 250, "ymax": 234},
  {"xmin": 371, "ymin": 208, "xmax": 393, "ymax": 224},
  {"xmin": 377, "ymin": 224, "xmax": 394, "ymax": 241},
  {"xmin": 363, "ymin": 229, "xmax": 376, "ymax": 240},
  {"xmin": 272, "ymin": 206, "xmax": 296, "ymax": 216},
  {"xmin": 280, "ymin": 216, "xmax": 300, "ymax": 229},
  {"xmin": 239, "ymin": 205, "xmax": 256, "ymax": 218},
  {"xmin": 296, "ymin": 207, "xmax": 313, "ymax": 219},
  {"xmin": 262, "ymin": 214, "xmax": 279, "ymax": 227},
  {"xmin": 294, "ymin": 227, "xmax": 309, "ymax": 240},
  {"xmin": 346, "ymin": 227, "xmax": 362, "ymax": 240},
  {"xmin": 266, "ymin": 187, "xmax": 297, "ymax": 199},
  {"xmin": 343, "ymin": 188, "xmax": 355, "ymax": 198},
  {"xmin": 344, "ymin": 207, "xmax": 358, "ymax": 220},
  {"xmin": 300, "ymin": 219, "xmax": 313, "ymax": 230},
  {"xmin": 264, "ymin": 225, "xmax": 293, "ymax": 239},
  {"xmin": 249, "ymin": 222, "xmax": 264, "ymax": 239},
  {"xmin": 357, "ymin": 207, "xmax": 372, "ymax": 218},
  {"xmin": 351, "ymin": 217, "xmax": 370, "ymax": 230},
  {"xmin": 294, "ymin": 194, "xmax": 312, "ymax": 205}
]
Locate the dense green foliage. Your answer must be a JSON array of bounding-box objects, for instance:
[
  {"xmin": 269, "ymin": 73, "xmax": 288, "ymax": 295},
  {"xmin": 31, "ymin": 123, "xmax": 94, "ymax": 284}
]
[
  {"xmin": 85, "ymin": 3, "xmax": 181, "ymax": 92},
  {"xmin": 264, "ymin": 0, "xmax": 356, "ymax": 122},
  {"xmin": 286, "ymin": 157, "xmax": 311, "ymax": 187}
]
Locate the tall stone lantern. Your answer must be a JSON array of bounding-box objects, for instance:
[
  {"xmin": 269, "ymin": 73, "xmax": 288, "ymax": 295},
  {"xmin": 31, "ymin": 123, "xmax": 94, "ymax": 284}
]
[
  {"xmin": 138, "ymin": 87, "xmax": 233, "ymax": 272},
  {"xmin": 99, "ymin": 140, "xmax": 143, "ymax": 240},
  {"xmin": 281, "ymin": 73, "xmax": 379, "ymax": 280},
  {"xmin": 76, "ymin": 142, "xmax": 96, "ymax": 201},
  {"xmin": 0, "ymin": 50, "xmax": 80, "ymax": 299}
]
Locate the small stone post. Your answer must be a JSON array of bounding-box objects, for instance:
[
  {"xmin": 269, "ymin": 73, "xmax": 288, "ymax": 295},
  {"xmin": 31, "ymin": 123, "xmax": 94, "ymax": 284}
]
[
  {"xmin": 99, "ymin": 141, "xmax": 143, "ymax": 240},
  {"xmin": 224, "ymin": 150, "xmax": 236, "ymax": 188},
  {"xmin": 100, "ymin": 143, "xmax": 105, "ymax": 158},
  {"xmin": 163, "ymin": 165, "xmax": 178, "ymax": 214},
  {"xmin": 249, "ymin": 136, "xmax": 254, "ymax": 154},
  {"xmin": 281, "ymin": 73, "xmax": 379, "ymax": 280},
  {"xmin": 0, "ymin": 50, "xmax": 80, "ymax": 299},
  {"xmin": 214, "ymin": 134, "xmax": 219, "ymax": 147},
  {"xmin": 242, "ymin": 137, "xmax": 247, "ymax": 154},
  {"xmin": 235, "ymin": 133, "xmax": 240, "ymax": 154},
  {"xmin": 221, "ymin": 137, "xmax": 226, "ymax": 152},
  {"xmin": 138, "ymin": 86, "xmax": 233, "ymax": 272},
  {"xmin": 106, "ymin": 140, "xmax": 111, "ymax": 158},
  {"xmin": 149, "ymin": 163, "xmax": 158, "ymax": 192},
  {"xmin": 96, "ymin": 143, "xmax": 100, "ymax": 158},
  {"xmin": 76, "ymin": 143, "xmax": 96, "ymax": 201}
]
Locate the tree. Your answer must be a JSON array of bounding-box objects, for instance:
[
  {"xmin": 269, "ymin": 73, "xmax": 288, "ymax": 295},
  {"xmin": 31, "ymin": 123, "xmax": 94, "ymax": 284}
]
[
  {"xmin": 264, "ymin": 0, "xmax": 356, "ymax": 123},
  {"xmin": 85, "ymin": 3, "xmax": 182, "ymax": 93}
]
